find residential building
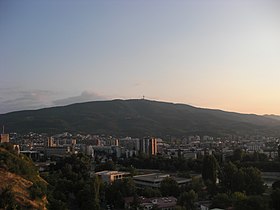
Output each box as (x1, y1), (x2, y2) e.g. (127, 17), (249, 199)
(0, 134), (9, 143)
(95, 170), (130, 183)
(140, 137), (157, 156)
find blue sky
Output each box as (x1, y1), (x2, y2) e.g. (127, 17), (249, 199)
(1, 0), (280, 114)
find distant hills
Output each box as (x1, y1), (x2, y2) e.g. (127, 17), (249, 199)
(264, 114), (280, 122)
(0, 99), (280, 137)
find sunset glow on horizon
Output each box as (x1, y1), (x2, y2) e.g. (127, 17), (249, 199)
(1, 0), (280, 115)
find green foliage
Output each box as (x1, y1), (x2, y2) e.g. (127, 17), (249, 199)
(178, 190), (198, 210)
(219, 162), (265, 195)
(272, 180), (280, 190)
(210, 192), (270, 210)
(240, 167), (265, 195)
(2, 99), (279, 136)
(202, 155), (219, 184)
(0, 144), (39, 180)
(105, 178), (136, 208)
(189, 177), (207, 200)
(231, 191), (247, 203)
(211, 193), (232, 209)
(160, 177), (179, 197)
(177, 171), (191, 178)
(271, 188), (280, 210)
(29, 181), (47, 199)
(45, 154), (100, 210)
(231, 148), (244, 162)
(141, 187), (162, 198)
(234, 195), (269, 210)
(204, 179), (218, 197)
(127, 165), (137, 176)
(0, 144), (47, 209)
(47, 198), (68, 210)
(120, 156), (202, 173)
(77, 177), (101, 210)
(230, 149), (269, 164)
(245, 152), (268, 162)
(219, 161), (238, 192)
(239, 161), (280, 172)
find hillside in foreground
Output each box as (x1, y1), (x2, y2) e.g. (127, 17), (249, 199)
(0, 144), (47, 209)
(0, 99), (280, 136)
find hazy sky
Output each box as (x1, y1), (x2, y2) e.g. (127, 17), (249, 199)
(1, 0), (280, 114)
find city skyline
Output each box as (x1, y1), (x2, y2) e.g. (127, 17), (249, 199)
(1, 0), (280, 115)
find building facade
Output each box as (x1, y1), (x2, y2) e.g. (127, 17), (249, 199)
(140, 137), (157, 156)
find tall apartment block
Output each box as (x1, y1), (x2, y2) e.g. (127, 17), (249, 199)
(140, 137), (157, 156)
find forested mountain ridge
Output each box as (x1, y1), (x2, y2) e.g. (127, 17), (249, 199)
(0, 99), (280, 136)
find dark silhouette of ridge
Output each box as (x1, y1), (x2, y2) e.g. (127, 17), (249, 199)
(0, 99), (280, 136)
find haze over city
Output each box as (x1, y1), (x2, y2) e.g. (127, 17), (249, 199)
(1, 0), (280, 114)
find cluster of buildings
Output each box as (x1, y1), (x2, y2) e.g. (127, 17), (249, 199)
(95, 170), (191, 188)
(164, 135), (280, 161)
(2, 129), (280, 162)
(1, 128), (280, 210)
(96, 170), (189, 210)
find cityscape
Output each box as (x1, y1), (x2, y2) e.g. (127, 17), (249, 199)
(1, 0), (280, 209)
(1, 122), (280, 209)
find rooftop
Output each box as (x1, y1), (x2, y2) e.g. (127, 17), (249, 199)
(95, 170), (130, 176)
(133, 173), (170, 182)
(133, 173), (191, 184)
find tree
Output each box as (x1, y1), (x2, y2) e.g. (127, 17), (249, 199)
(190, 177), (207, 200)
(271, 188), (280, 210)
(205, 179), (218, 197)
(142, 187), (162, 198)
(105, 178), (136, 208)
(160, 177), (179, 197)
(219, 162), (243, 193)
(178, 190), (198, 210)
(231, 148), (244, 162)
(47, 198), (68, 210)
(211, 193), (232, 209)
(29, 182), (47, 199)
(202, 155), (218, 184)
(77, 176), (101, 210)
(231, 191), (247, 205)
(219, 162), (265, 195)
(234, 195), (269, 210)
(240, 167), (265, 195)
(272, 180), (280, 190)
(45, 154), (99, 209)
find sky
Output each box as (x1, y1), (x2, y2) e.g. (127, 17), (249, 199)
(1, 0), (280, 115)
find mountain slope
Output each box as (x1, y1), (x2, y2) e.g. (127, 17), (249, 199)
(0, 99), (280, 136)
(264, 114), (280, 121)
(0, 144), (47, 209)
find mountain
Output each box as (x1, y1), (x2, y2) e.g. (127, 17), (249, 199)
(264, 114), (280, 121)
(0, 99), (280, 136)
